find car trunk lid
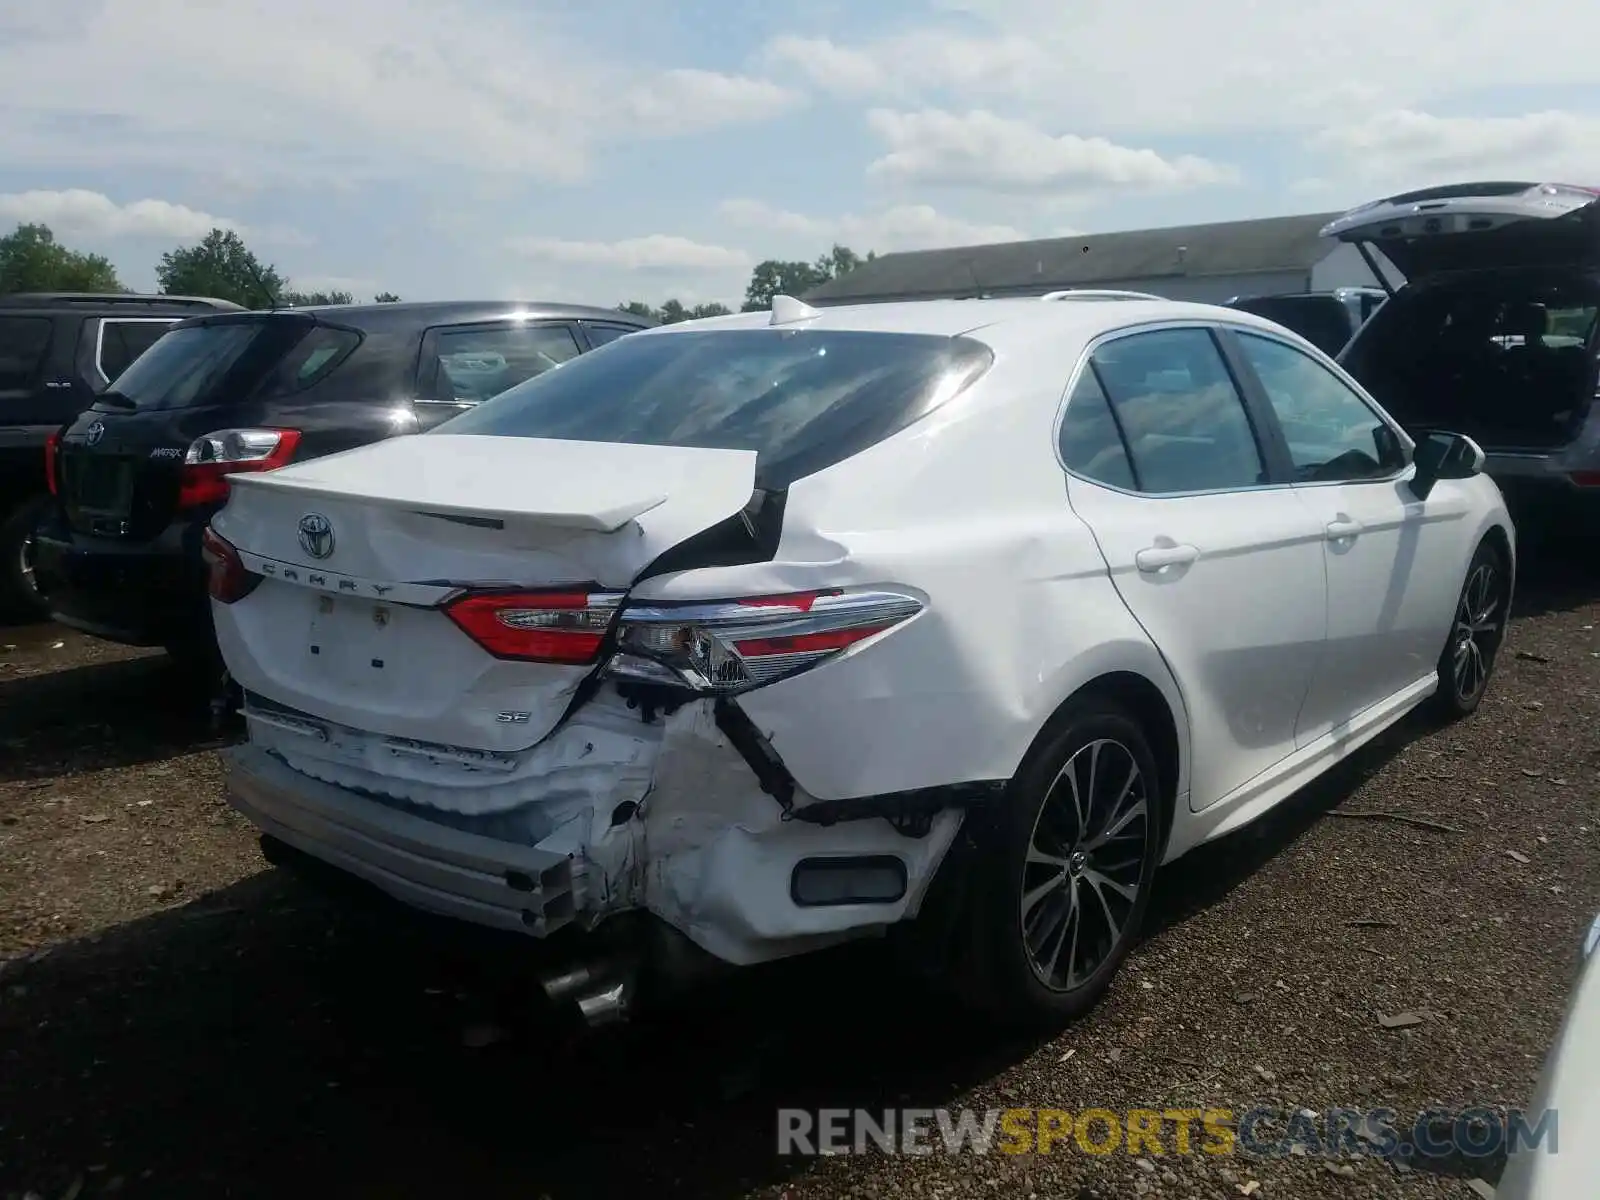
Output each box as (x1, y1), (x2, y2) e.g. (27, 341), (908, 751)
(1321, 182), (1600, 280)
(211, 433), (759, 749)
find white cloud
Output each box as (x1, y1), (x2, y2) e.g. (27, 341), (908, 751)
(718, 198), (1029, 251)
(0, 1), (803, 184)
(0, 189), (243, 240)
(864, 109), (1238, 194)
(623, 70), (805, 134)
(1313, 110), (1600, 185)
(762, 3), (1600, 132)
(508, 234), (751, 272)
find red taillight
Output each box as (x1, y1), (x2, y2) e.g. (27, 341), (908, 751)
(612, 588), (924, 694)
(201, 526), (260, 604)
(1571, 471), (1600, 488)
(731, 624), (900, 657)
(44, 429), (61, 496)
(178, 428), (302, 510)
(443, 589), (624, 664)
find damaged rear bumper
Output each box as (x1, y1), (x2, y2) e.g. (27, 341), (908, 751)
(222, 695), (977, 968)
(225, 743), (579, 936)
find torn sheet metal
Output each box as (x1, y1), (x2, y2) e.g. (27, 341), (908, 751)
(241, 688), (964, 967)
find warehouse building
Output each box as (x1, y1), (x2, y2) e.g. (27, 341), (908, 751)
(801, 210), (1401, 307)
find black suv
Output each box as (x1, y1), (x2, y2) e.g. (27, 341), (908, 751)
(0, 292), (243, 618)
(1223, 287), (1387, 358)
(34, 300), (654, 668)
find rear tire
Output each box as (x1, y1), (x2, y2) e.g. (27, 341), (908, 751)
(961, 700), (1164, 1030)
(0, 494), (53, 623)
(1429, 537), (1508, 720)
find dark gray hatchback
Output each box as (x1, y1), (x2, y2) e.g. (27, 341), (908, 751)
(33, 299), (653, 667)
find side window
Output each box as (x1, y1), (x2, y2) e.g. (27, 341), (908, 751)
(1058, 368), (1135, 489)
(432, 322), (583, 403)
(257, 325), (363, 397)
(1234, 331), (1404, 482)
(583, 323), (638, 348)
(0, 316), (54, 395)
(1091, 328), (1266, 495)
(98, 319), (177, 383)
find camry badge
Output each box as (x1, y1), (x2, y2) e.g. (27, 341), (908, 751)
(297, 513), (335, 560)
(84, 420), (105, 447)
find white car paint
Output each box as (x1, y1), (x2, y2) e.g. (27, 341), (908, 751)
(206, 294), (1515, 1002)
(1497, 913), (1600, 1199)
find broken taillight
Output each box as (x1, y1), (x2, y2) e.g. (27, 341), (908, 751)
(610, 588), (924, 694)
(201, 526), (261, 605)
(443, 589), (626, 665)
(179, 428), (302, 509)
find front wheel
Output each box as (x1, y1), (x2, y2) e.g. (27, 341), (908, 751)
(1430, 537), (1508, 719)
(963, 701), (1164, 1029)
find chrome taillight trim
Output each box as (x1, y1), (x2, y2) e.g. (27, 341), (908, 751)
(608, 588), (924, 695)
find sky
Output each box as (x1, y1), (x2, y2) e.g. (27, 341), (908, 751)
(1, 0), (1597, 310)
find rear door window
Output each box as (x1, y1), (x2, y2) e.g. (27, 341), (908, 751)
(1090, 328), (1267, 494)
(96, 319), (179, 382)
(0, 316), (53, 399)
(254, 325), (362, 396)
(436, 327), (996, 488)
(582, 322), (642, 349)
(424, 322), (583, 403)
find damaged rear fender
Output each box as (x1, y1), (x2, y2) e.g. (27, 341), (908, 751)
(636, 700), (966, 967)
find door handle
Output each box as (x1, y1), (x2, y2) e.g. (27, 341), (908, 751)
(1325, 518), (1363, 541)
(1135, 543), (1199, 572)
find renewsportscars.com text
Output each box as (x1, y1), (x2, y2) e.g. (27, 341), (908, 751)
(777, 1105), (1557, 1159)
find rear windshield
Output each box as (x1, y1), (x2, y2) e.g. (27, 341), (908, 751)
(100, 319), (360, 411)
(434, 328), (996, 487)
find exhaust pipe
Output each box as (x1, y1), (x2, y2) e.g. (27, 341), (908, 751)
(539, 955), (635, 1027)
(575, 979), (631, 1026)
(539, 961), (612, 1005)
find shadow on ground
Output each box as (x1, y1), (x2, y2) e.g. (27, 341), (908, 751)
(0, 714), (1434, 1200)
(0, 867), (1027, 1199)
(0, 651), (229, 783)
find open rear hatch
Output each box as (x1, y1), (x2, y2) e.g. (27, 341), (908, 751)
(212, 433), (760, 748)
(1327, 183), (1600, 453)
(1321, 181), (1600, 281)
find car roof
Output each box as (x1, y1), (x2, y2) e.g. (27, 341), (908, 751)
(245, 299), (658, 332)
(0, 292), (244, 316)
(638, 295), (1299, 349)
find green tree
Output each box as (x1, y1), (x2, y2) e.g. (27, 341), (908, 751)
(740, 243), (874, 312)
(155, 228), (286, 308)
(0, 223), (124, 294)
(281, 288), (354, 306)
(374, 291), (401, 303)
(617, 299), (732, 324)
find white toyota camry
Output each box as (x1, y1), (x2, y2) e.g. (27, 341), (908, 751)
(204, 292), (1515, 1027)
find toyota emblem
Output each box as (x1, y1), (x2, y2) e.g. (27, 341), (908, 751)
(84, 420), (105, 447)
(297, 513), (335, 560)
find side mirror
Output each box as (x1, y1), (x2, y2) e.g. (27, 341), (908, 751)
(1408, 429), (1486, 501)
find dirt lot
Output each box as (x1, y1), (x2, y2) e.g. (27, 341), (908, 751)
(3, 547), (1599, 1200)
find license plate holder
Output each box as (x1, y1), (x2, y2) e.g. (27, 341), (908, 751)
(68, 456), (134, 517)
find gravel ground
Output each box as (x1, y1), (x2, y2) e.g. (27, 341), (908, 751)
(2, 546), (1598, 1200)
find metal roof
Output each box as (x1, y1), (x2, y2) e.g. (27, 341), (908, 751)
(803, 211), (1343, 305)
(183, 299), (658, 332)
